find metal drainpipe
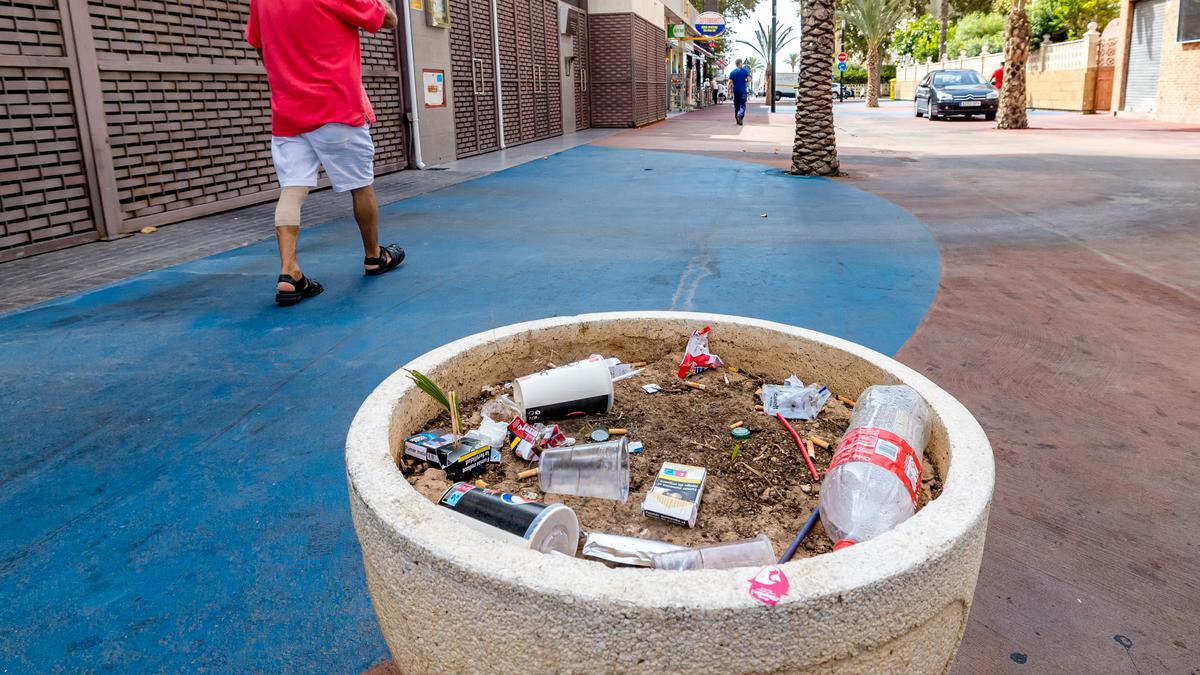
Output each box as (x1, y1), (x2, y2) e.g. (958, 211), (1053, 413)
(400, 3), (427, 168)
(490, 0), (506, 148)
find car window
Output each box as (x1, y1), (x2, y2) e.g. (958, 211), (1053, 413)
(919, 74), (930, 86)
(932, 71), (983, 85)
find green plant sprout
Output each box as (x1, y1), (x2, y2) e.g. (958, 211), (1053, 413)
(405, 369), (462, 445)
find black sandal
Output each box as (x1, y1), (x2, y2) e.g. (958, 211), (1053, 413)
(364, 244), (405, 276)
(275, 274), (323, 306)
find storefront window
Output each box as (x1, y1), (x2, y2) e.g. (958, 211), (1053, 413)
(1181, 0), (1200, 42)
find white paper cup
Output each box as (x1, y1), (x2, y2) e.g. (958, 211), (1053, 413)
(513, 356), (614, 422)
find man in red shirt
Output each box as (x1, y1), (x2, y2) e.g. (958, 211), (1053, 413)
(991, 61), (1005, 90)
(246, 0), (404, 306)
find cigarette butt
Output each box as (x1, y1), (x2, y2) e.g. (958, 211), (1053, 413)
(727, 366), (740, 373)
(474, 479), (489, 488)
(754, 404), (763, 410)
(518, 467), (540, 479)
(728, 420), (745, 430)
(810, 436), (830, 450)
(837, 395), (857, 407)
(547, 362), (558, 369)
(806, 439), (815, 457)
(631, 361), (647, 368)
(608, 428), (628, 435)
(684, 381), (706, 390)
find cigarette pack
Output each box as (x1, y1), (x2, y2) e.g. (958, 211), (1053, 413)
(641, 462), (707, 528)
(404, 430), (455, 464)
(405, 431), (494, 479)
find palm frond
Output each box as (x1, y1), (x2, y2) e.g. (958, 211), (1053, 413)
(406, 369), (462, 440)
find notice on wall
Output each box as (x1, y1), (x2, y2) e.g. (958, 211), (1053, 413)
(409, 0), (423, 10)
(423, 70), (445, 108)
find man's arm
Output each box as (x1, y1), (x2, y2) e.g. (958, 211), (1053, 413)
(380, 0), (398, 30)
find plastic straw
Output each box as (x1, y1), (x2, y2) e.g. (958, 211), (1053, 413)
(776, 412), (820, 481)
(778, 508), (821, 564)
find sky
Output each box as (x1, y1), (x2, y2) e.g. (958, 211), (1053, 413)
(723, 0), (804, 75)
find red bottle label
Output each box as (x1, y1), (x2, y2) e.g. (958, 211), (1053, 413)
(828, 427), (922, 506)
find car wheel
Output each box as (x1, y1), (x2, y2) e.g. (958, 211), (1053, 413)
(915, 99), (923, 117)
(927, 104), (939, 120)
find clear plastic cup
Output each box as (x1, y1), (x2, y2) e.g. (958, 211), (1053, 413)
(538, 438), (630, 502)
(651, 534), (777, 571)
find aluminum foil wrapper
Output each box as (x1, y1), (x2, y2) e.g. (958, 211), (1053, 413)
(582, 532), (687, 567)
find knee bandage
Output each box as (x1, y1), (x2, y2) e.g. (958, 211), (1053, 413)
(274, 187), (310, 228)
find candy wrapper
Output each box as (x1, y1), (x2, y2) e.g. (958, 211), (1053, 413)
(760, 375), (831, 420)
(677, 326), (723, 378)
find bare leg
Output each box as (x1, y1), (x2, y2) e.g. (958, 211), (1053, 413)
(275, 225), (302, 290)
(351, 185), (381, 261)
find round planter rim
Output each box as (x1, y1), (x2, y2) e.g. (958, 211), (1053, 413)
(345, 310), (995, 609)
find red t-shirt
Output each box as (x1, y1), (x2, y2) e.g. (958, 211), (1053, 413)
(245, 0), (386, 137)
(991, 67), (1004, 89)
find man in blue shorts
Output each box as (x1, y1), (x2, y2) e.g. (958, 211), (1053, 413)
(728, 59), (751, 125)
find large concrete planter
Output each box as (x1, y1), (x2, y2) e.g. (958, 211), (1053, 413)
(346, 312), (994, 673)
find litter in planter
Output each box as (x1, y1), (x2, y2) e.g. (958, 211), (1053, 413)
(627, 441), (645, 455)
(514, 355), (614, 422)
(641, 462), (707, 527)
(731, 426), (751, 440)
(819, 385), (930, 550)
(760, 375), (830, 420)
(642, 383), (662, 394)
(582, 532), (685, 567)
(439, 481), (580, 556)
(589, 428), (611, 442)
(677, 326), (723, 378)
(538, 438), (631, 502)
(651, 534), (776, 570)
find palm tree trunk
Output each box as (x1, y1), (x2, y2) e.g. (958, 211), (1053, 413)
(791, 0), (839, 175)
(997, 0), (1030, 129)
(866, 43), (881, 108)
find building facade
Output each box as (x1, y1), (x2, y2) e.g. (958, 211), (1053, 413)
(1110, 0), (1200, 122)
(0, 0), (701, 262)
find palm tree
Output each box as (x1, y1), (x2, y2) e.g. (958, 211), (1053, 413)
(743, 56), (763, 92)
(786, 52), (800, 72)
(738, 21), (796, 99)
(792, 0), (839, 175)
(840, 0), (909, 107)
(997, 0), (1030, 128)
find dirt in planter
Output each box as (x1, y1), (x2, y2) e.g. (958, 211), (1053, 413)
(401, 352), (943, 562)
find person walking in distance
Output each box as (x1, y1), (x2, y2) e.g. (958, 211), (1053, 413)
(246, 0), (406, 306)
(990, 60), (1005, 90)
(728, 59), (751, 125)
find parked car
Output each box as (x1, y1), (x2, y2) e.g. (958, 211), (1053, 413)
(775, 88), (796, 101)
(914, 69), (998, 120)
(832, 83), (854, 99)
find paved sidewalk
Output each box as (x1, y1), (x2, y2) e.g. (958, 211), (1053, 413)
(602, 101), (1200, 673)
(0, 124), (935, 671)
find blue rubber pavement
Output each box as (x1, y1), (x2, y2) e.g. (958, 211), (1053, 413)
(0, 145), (939, 671)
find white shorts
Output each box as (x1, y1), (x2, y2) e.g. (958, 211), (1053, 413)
(271, 122), (375, 193)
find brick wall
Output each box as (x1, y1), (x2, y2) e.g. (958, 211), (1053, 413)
(0, 0), (408, 260)
(89, 0), (407, 229)
(0, 0), (101, 261)
(588, 14), (633, 127)
(587, 13), (665, 128)
(1154, 0), (1200, 123)
(632, 14), (666, 126)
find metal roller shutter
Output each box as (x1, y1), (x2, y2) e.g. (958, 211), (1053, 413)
(1124, 0), (1167, 113)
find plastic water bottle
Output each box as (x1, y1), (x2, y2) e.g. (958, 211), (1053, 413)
(818, 385), (932, 550)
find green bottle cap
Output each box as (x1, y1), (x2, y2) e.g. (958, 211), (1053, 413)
(731, 427), (751, 440)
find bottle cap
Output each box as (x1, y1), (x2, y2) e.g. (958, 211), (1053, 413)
(590, 429), (611, 442)
(731, 427), (751, 440)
